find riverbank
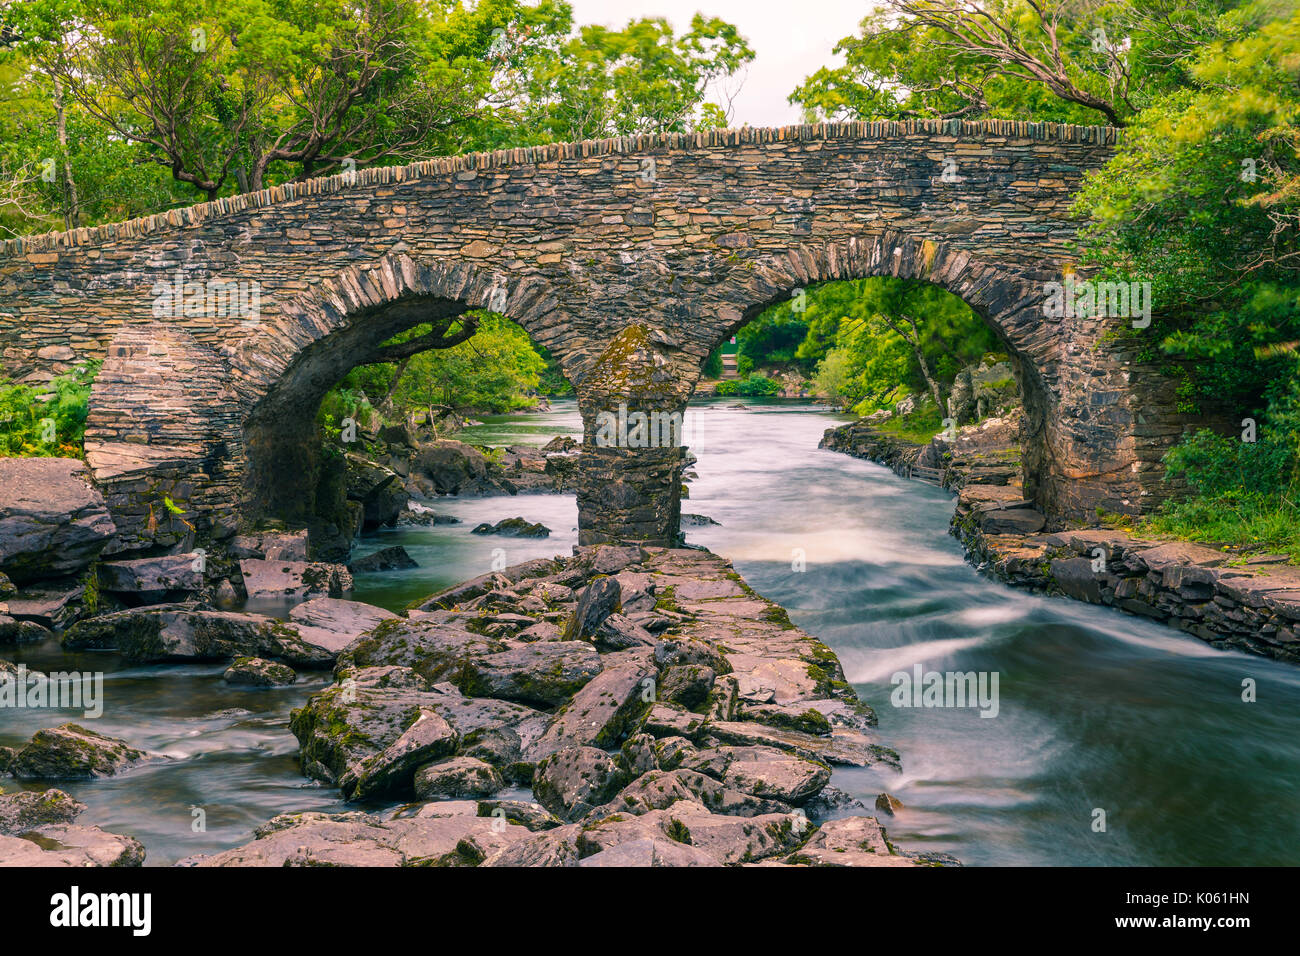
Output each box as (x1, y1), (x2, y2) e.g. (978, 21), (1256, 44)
(820, 417), (1300, 663)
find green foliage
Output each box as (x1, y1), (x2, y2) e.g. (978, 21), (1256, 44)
(715, 373), (782, 397)
(338, 313), (548, 416)
(1163, 429), (1296, 498)
(0, 361), (100, 457)
(878, 400), (945, 445)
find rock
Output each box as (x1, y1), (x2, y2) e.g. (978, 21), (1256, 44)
(681, 514), (720, 526)
(471, 517), (550, 538)
(224, 656), (297, 686)
(531, 746), (622, 821)
(564, 576), (621, 640)
(659, 664), (716, 709)
(804, 785), (869, 819)
(0, 458), (116, 585)
(458, 641), (603, 707)
(399, 508), (461, 526)
(575, 800), (807, 865)
(977, 507), (1046, 535)
(350, 545), (418, 573)
(617, 733), (660, 777)
(0, 614), (52, 645)
(337, 619), (504, 684)
(705, 721), (900, 769)
(239, 558), (353, 599)
(682, 745), (831, 805)
(229, 530), (308, 561)
(542, 436), (578, 452)
(63, 605), (333, 666)
(10, 723), (149, 780)
(643, 703), (708, 742)
(412, 440), (513, 496)
(578, 836), (720, 867)
(533, 658), (656, 755)
(599, 768), (787, 819)
(98, 552), (204, 597)
(1051, 557), (1103, 604)
(596, 612), (655, 650)
(575, 544), (648, 575)
(287, 597), (398, 655)
(414, 757), (505, 800)
(476, 800), (562, 832)
(190, 809), (530, 867)
(338, 708), (461, 801)
(4, 582), (85, 630)
(788, 816), (920, 867)
(0, 825), (145, 867)
(345, 453), (408, 529)
(875, 792), (905, 815)
(0, 788), (86, 834)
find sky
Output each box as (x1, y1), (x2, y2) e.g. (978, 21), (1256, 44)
(564, 0), (874, 127)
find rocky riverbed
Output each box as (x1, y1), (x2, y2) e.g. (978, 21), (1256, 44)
(2, 540), (944, 867)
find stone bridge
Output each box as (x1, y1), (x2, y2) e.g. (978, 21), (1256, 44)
(0, 120), (1192, 555)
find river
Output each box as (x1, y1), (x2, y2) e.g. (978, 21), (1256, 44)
(5, 398), (1298, 865)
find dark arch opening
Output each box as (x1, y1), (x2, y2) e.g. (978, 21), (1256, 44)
(241, 296), (571, 556)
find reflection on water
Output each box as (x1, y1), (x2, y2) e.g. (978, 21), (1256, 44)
(4, 397), (1297, 865)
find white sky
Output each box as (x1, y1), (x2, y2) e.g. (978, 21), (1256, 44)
(564, 0), (875, 127)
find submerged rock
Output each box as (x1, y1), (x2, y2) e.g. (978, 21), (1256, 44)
(223, 656), (297, 686)
(0, 788), (86, 834)
(10, 723), (149, 780)
(350, 545), (419, 573)
(471, 518), (551, 538)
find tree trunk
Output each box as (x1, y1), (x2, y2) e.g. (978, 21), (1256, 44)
(51, 78), (79, 229)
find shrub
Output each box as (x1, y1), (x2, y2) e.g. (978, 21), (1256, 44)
(0, 361), (100, 457)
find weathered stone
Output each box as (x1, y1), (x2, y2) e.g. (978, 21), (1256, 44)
(239, 558), (353, 599)
(223, 656), (297, 686)
(413, 757), (505, 800)
(97, 553), (202, 599)
(531, 746), (621, 821)
(0, 788), (86, 835)
(659, 664), (716, 709)
(0, 458), (116, 584)
(11, 723), (149, 780)
(788, 816), (921, 867)
(476, 799), (562, 832)
(338, 708), (460, 801)
(471, 517), (550, 538)
(287, 596), (398, 655)
(458, 641), (603, 707)
(533, 658), (655, 754)
(0, 825), (145, 867)
(63, 605), (333, 666)
(350, 545), (418, 573)
(563, 576), (621, 640)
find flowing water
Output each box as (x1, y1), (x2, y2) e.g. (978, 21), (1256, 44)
(4, 398), (1298, 865)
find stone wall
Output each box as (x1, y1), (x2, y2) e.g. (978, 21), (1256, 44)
(0, 120), (1193, 547)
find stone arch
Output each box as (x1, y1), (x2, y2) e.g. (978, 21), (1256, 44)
(684, 233), (1063, 508)
(85, 253), (569, 553)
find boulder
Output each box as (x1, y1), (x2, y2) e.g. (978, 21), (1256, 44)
(533, 659), (656, 755)
(0, 825), (145, 867)
(229, 530), (308, 561)
(564, 576), (621, 640)
(188, 808), (530, 867)
(10, 723), (149, 780)
(531, 746), (622, 821)
(97, 553), (203, 601)
(0, 458), (116, 585)
(470, 518), (550, 538)
(239, 558), (353, 599)
(63, 606), (333, 666)
(578, 836), (720, 867)
(413, 757), (505, 800)
(287, 597), (399, 655)
(412, 440), (512, 496)
(350, 546), (418, 573)
(345, 453), (408, 529)
(0, 614), (52, 645)
(682, 745), (831, 804)
(4, 582), (85, 630)
(476, 799), (562, 832)
(788, 816), (920, 867)
(977, 507), (1046, 535)
(457, 641), (603, 707)
(223, 656), (297, 686)
(0, 788), (86, 834)
(338, 708), (461, 801)
(659, 664), (716, 709)
(337, 619), (505, 684)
